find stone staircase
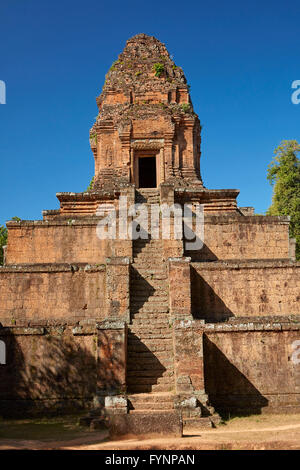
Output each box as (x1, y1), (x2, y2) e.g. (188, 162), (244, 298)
(125, 189), (218, 429)
(127, 189), (174, 397)
(81, 188), (218, 431)
(128, 392), (175, 413)
(135, 188), (160, 204)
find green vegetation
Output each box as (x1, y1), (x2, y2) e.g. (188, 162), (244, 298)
(87, 176), (94, 191)
(266, 140), (300, 259)
(90, 133), (97, 144)
(0, 415), (91, 441)
(153, 63), (164, 77)
(0, 225), (7, 265)
(0, 216), (20, 265)
(109, 60), (119, 72)
(181, 103), (191, 113)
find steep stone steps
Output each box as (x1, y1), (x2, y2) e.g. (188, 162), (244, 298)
(130, 319), (169, 327)
(133, 243), (164, 250)
(128, 383), (174, 393)
(128, 330), (172, 339)
(132, 240), (164, 248)
(127, 375), (174, 386)
(130, 300), (168, 309)
(127, 341), (171, 352)
(127, 342), (173, 353)
(127, 367), (173, 376)
(135, 189), (160, 205)
(133, 251), (165, 258)
(130, 320), (169, 326)
(130, 287), (168, 296)
(133, 239), (164, 246)
(130, 309), (170, 318)
(131, 296), (169, 304)
(127, 350), (173, 360)
(131, 307), (169, 315)
(131, 272), (168, 280)
(131, 262), (166, 269)
(129, 325), (172, 334)
(127, 362), (173, 372)
(131, 311), (168, 318)
(128, 393), (174, 411)
(131, 273), (167, 280)
(128, 214), (174, 394)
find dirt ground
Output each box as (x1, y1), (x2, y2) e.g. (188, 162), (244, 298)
(1, 413), (300, 450)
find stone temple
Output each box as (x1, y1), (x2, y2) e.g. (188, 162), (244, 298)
(0, 34), (299, 432)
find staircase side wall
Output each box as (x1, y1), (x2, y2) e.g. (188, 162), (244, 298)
(173, 319), (205, 397)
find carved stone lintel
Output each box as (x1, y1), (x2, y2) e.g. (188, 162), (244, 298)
(131, 139), (164, 150)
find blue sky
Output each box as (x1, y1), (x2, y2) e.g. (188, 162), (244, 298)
(0, 0), (299, 224)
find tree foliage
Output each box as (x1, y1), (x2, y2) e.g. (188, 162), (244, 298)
(87, 176), (94, 191)
(266, 140), (300, 260)
(0, 225), (7, 265)
(0, 217), (21, 265)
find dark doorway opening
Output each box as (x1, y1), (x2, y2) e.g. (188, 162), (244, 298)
(138, 157), (157, 188)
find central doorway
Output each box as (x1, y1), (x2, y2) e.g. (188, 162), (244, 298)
(138, 156), (157, 188)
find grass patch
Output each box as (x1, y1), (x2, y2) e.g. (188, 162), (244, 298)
(0, 415), (90, 441)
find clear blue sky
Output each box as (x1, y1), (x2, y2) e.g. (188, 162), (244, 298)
(0, 0), (299, 224)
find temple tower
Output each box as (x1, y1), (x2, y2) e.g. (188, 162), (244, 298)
(90, 33), (203, 190)
(1, 34), (298, 431)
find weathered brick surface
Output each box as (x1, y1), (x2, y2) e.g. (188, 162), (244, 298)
(97, 320), (127, 395)
(173, 319), (204, 395)
(0, 321), (128, 417)
(0, 264), (106, 323)
(0, 326), (97, 416)
(191, 261), (300, 321)
(187, 216), (290, 261)
(106, 257), (130, 320)
(204, 329), (300, 414)
(6, 221), (111, 265)
(169, 258), (191, 316)
(108, 411), (183, 438)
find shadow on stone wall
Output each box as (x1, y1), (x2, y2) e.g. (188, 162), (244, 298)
(97, 328), (126, 396)
(130, 266), (155, 315)
(0, 331), (97, 418)
(185, 243), (218, 262)
(127, 332), (167, 394)
(203, 335), (268, 417)
(191, 266), (234, 322)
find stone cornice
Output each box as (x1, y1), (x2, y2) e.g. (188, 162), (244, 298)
(0, 263), (106, 273)
(191, 260), (300, 270)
